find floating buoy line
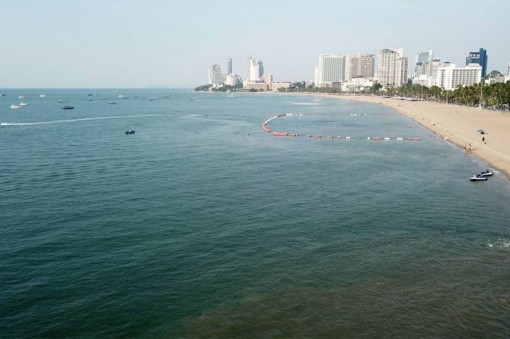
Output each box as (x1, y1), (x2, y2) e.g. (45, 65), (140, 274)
(262, 113), (422, 141)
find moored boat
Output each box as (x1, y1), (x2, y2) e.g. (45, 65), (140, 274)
(10, 104), (20, 109)
(125, 130), (135, 135)
(480, 170), (493, 177)
(470, 176), (487, 181)
(62, 105), (74, 110)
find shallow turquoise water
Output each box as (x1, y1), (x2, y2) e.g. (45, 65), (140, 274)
(1, 90), (510, 337)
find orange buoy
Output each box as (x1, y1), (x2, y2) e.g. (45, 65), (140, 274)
(273, 132), (288, 137)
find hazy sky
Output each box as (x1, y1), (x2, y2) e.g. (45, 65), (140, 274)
(1, 0), (509, 88)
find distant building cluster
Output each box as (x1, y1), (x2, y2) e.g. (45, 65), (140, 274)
(207, 55), (292, 92)
(314, 53), (376, 90)
(207, 59), (242, 88)
(206, 46), (508, 93)
(311, 47), (505, 92)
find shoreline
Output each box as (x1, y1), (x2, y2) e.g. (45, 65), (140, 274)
(343, 94), (510, 180)
(299, 93), (510, 180)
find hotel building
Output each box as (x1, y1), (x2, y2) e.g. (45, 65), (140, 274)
(345, 54), (375, 81)
(247, 55), (264, 81)
(466, 48), (488, 78)
(316, 54), (345, 87)
(435, 63), (482, 90)
(377, 48), (408, 87)
(208, 64), (225, 87)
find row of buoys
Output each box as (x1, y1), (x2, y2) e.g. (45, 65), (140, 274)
(262, 114), (422, 141)
(262, 114), (300, 137)
(301, 135), (421, 141)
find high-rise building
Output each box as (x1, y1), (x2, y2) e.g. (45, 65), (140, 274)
(377, 49), (408, 87)
(428, 58), (441, 78)
(208, 64), (225, 86)
(345, 55), (359, 81)
(225, 73), (242, 86)
(247, 55), (264, 81)
(416, 50), (434, 64)
(345, 54), (375, 81)
(466, 48), (488, 78)
(227, 58), (232, 74)
(358, 54), (375, 78)
(317, 54), (345, 86)
(436, 63), (482, 90)
(258, 61), (264, 78)
(415, 50), (434, 76)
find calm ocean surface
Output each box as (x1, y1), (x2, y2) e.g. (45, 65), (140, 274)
(1, 89), (510, 337)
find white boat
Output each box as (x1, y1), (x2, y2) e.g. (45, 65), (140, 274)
(470, 174), (488, 181)
(18, 95), (24, 99)
(10, 104), (20, 109)
(19, 102), (28, 106)
(480, 170), (493, 177)
(40, 94), (46, 97)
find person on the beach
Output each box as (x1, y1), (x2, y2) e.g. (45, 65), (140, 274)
(482, 136), (485, 143)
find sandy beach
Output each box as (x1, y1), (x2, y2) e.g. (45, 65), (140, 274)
(311, 94), (510, 180)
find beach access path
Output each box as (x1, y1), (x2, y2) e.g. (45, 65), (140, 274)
(314, 94), (510, 180)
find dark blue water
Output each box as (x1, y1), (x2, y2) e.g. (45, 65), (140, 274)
(1, 90), (510, 337)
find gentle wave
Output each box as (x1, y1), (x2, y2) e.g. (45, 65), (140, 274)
(291, 101), (319, 105)
(0, 114), (169, 126)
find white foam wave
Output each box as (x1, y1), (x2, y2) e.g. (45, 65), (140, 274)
(0, 114), (168, 126)
(488, 238), (510, 249)
(291, 102), (319, 105)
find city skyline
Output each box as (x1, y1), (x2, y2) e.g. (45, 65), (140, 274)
(1, 0), (509, 88)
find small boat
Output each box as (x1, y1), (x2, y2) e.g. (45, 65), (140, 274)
(10, 104), (20, 109)
(125, 130), (135, 135)
(1, 93), (6, 96)
(19, 102), (28, 106)
(18, 95), (24, 99)
(109, 101), (118, 105)
(480, 170), (493, 177)
(40, 94), (46, 98)
(470, 174), (488, 181)
(62, 105), (74, 110)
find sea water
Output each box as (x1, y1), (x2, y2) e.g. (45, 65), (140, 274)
(1, 89), (510, 337)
